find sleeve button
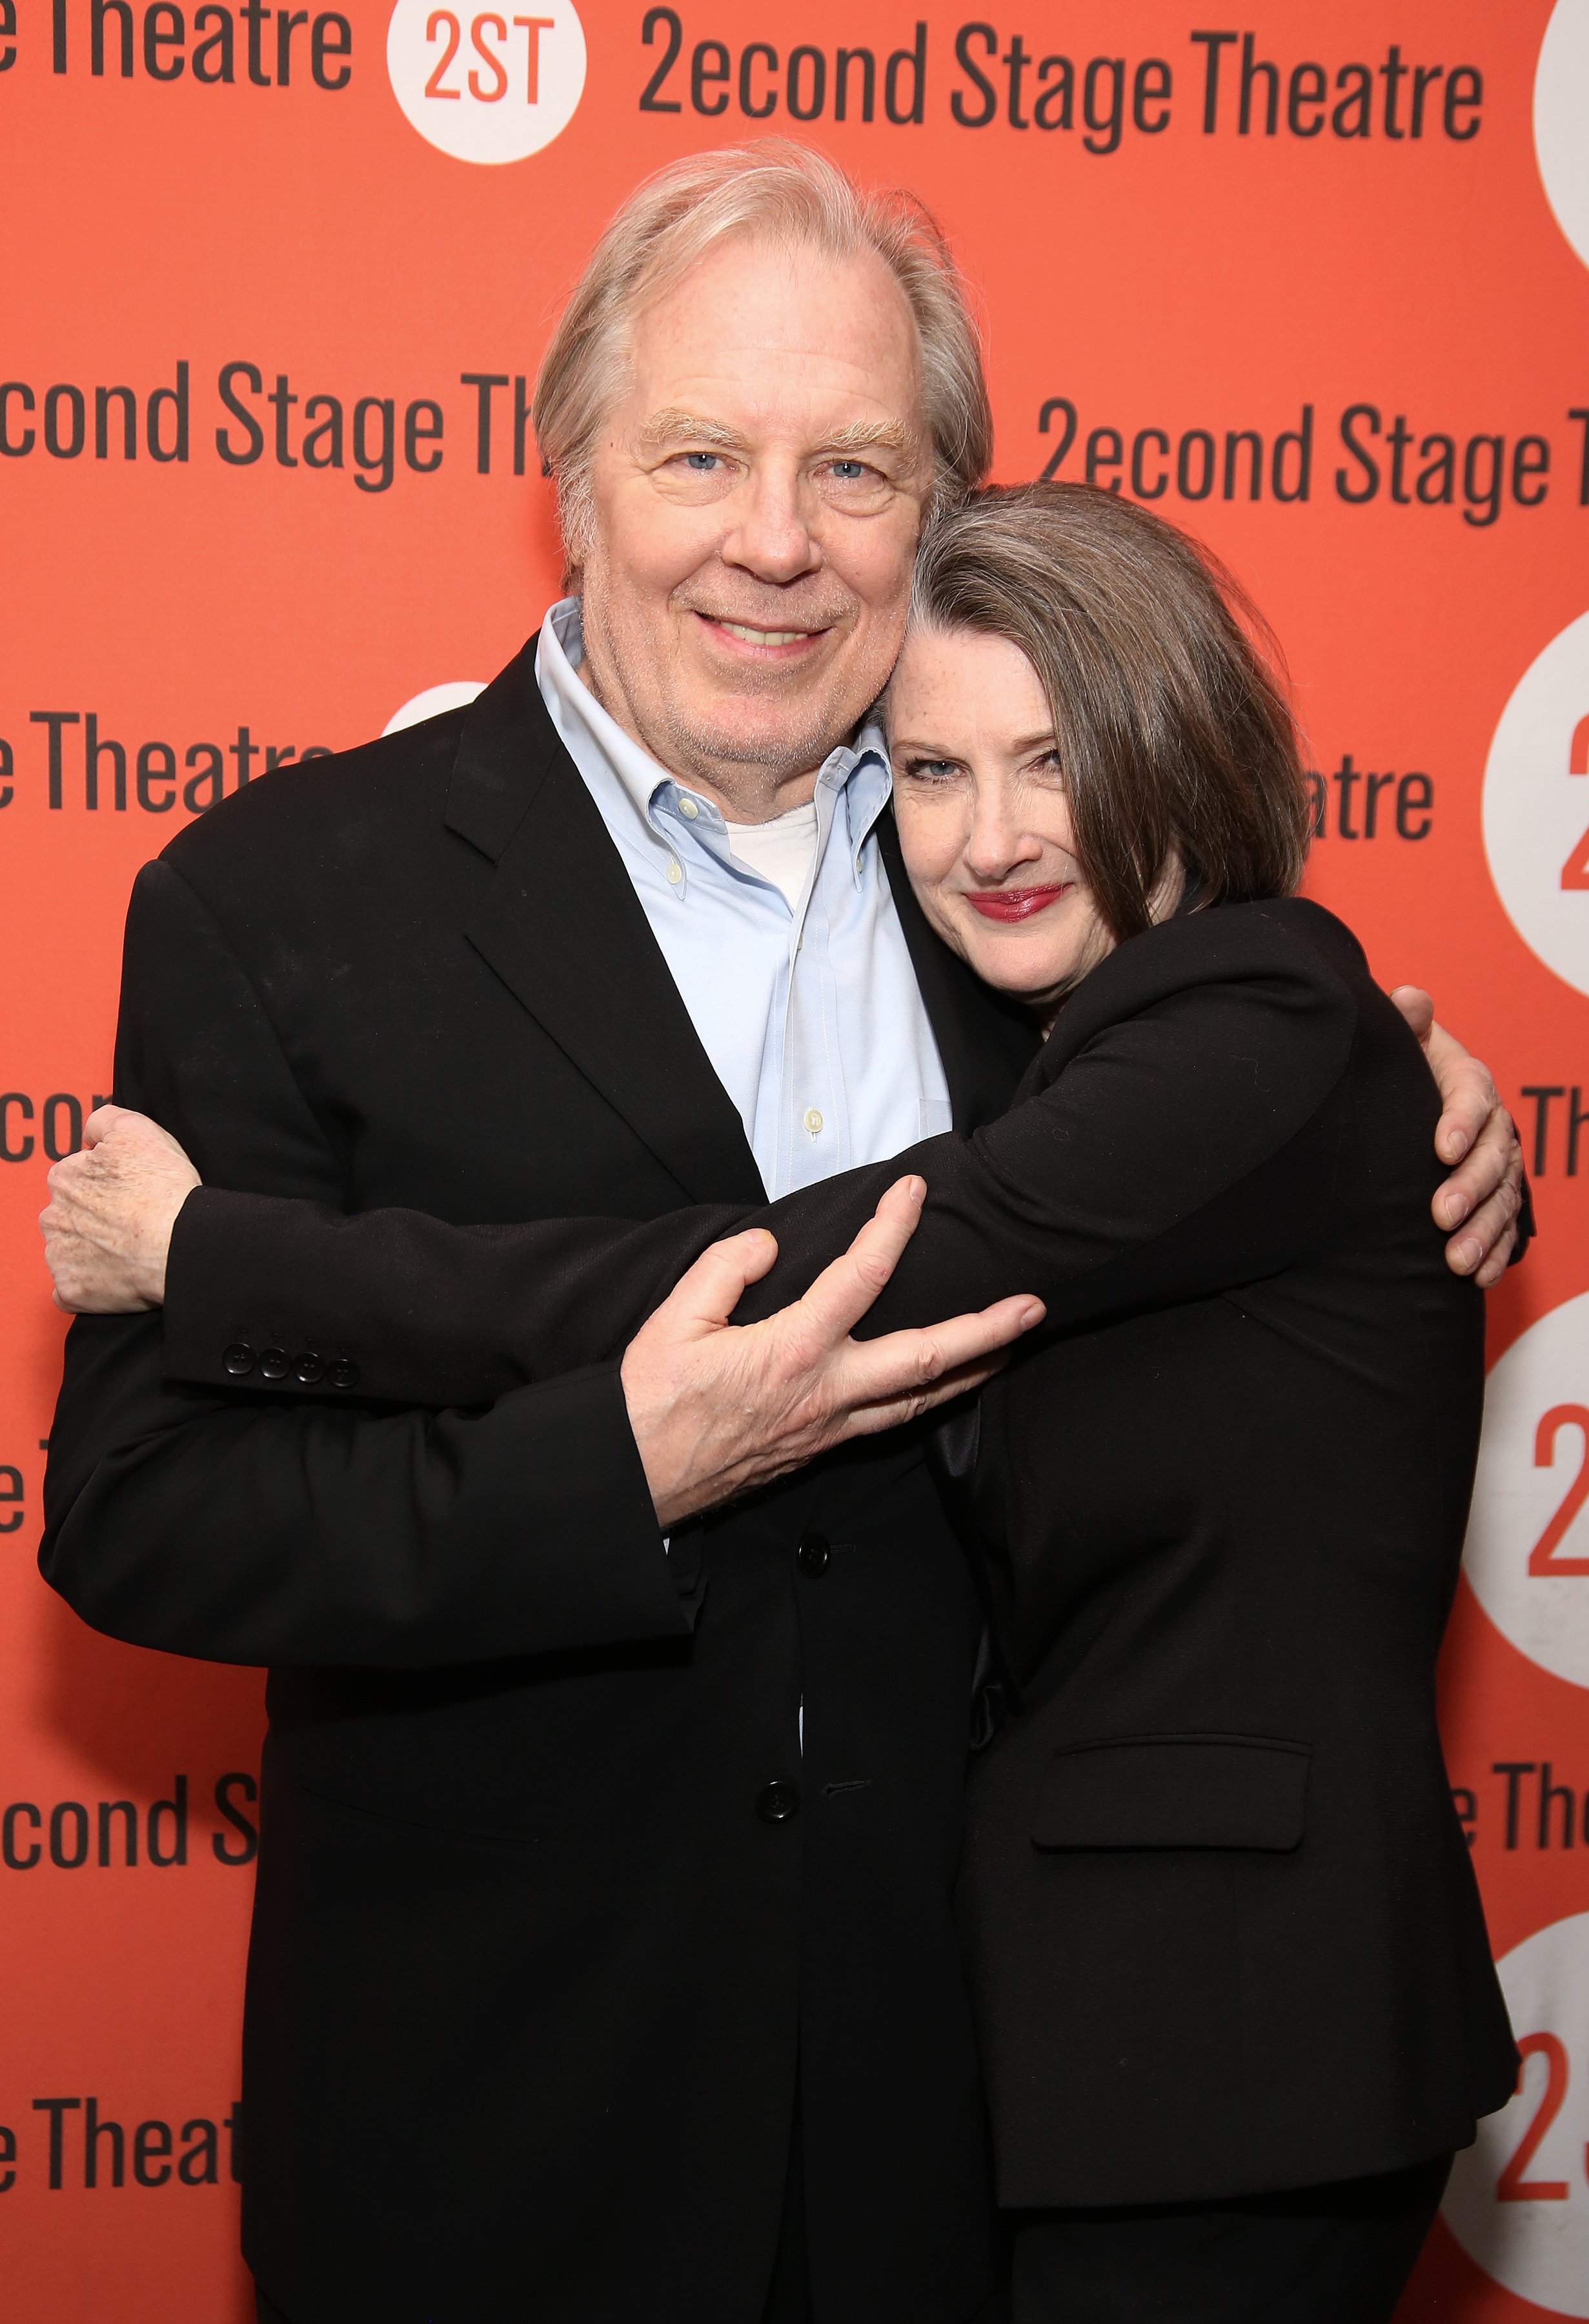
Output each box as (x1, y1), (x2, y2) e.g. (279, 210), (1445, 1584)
(222, 1343), (256, 1378)
(258, 1347), (291, 1382)
(294, 1351), (325, 1385)
(325, 1356), (361, 1391)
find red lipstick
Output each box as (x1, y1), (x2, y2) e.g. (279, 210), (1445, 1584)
(964, 884), (1069, 922)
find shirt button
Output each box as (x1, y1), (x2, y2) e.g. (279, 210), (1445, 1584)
(678, 797), (700, 820)
(756, 1780), (800, 1825)
(666, 860), (683, 885)
(222, 1342), (256, 1379)
(802, 1107), (824, 1136)
(797, 1531), (831, 1578)
(258, 1347), (290, 1382)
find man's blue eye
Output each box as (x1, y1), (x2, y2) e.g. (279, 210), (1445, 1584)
(831, 460), (867, 481)
(684, 452), (720, 471)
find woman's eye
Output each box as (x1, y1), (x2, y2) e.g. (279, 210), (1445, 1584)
(902, 758), (960, 784)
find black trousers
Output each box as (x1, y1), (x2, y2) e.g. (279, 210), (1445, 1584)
(1000, 2154), (1452, 2324)
(254, 2084), (812, 2324)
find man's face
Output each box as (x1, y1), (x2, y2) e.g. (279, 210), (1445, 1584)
(576, 234), (933, 819)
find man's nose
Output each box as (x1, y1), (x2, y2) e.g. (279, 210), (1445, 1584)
(720, 462), (822, 585)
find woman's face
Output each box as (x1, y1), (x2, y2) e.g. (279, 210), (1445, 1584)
(888, 624), (1117, 1013)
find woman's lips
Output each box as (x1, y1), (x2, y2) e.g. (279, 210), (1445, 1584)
(964, 884), (1071, 922)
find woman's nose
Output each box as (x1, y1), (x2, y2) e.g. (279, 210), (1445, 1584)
(963, 791), (1042, 881)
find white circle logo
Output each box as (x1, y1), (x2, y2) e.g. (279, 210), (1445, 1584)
(1482, 608), (1589, 1000)
(1537, 2), (1589, 270)
(1443, 1912), (1589, 2316)
(387, 0), (585, 164)
(384, 681), (486, 735)
(1463, 1290), (1589, 1691)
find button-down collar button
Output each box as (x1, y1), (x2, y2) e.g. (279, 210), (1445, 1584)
(294, 1351), (325, 1386)
(756, 1780), (800, 1824)
(678, 796), (700, 819)
(258, 1347), (290, 1382)
(802, 1107), (824, 1136)
(325, 1356), (361, 1391)
(797, 1531), (831, 1578)
(222, 1342), (256, 1379)
(666, 860), (683, 885)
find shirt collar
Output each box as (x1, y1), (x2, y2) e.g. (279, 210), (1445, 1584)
(536, 597), (892, 853)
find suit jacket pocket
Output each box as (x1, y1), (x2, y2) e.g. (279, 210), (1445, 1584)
(1031, 1733), (1311, 1851)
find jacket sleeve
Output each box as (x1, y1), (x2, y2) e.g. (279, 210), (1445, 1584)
(40, 859), (696, 1670)
(159, 916), (1359, 1407)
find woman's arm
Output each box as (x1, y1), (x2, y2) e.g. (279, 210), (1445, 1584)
(103, 908), (1357, 1407)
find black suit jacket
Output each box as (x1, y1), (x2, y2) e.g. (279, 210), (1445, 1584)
(39, 637), (1038, 2323)
(152, 895), (1519, 2209)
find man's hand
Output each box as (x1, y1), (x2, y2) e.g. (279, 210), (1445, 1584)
(1389, 988), (1525, 1288)
(41, 1105), (200, 1312)
(620, 1176), (1044, 1529)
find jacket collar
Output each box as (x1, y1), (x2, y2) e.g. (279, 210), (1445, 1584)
(443, 635), (1037, 1195)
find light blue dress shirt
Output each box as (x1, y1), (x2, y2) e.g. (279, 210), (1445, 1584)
(536, 600), (951, 1199)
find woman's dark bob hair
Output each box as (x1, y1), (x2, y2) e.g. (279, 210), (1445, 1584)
(905, 482), (1311, 941)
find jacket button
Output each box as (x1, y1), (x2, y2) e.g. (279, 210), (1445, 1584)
(222, 1342), (256, 1378)
(756, 1781), (800, 1824)
(325, 1356), (361, 1391)
(796, 1531), (831, 1577)
(258, 1347), (290, 1382)
(294, 1351), (325, 1386)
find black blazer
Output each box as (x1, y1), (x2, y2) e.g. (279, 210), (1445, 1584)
(40, 638), (1039, 2324)
(153, 892), (1519, 2209)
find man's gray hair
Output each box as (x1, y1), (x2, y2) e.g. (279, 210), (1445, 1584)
(532, 139), (992, 562)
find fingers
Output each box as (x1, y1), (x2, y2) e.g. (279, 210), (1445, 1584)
(1388, 986), (1434, 1046)
(1421, 1019), (1497, 1166)
(794, 1178), (926, 1343)
(830, 1294), (1044, 1414)
(1446, 1169), (1524, 1282)
(79, 1103), (129, 1151)
(653, 1228), (779, 1332)
(1434, 1103), (1517, 1231)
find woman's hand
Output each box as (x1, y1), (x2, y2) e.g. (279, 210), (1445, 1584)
(41, 1105), (200, 1312)
(620, 1175), (1045, 1529)
(1389, 988), (1526, 1288)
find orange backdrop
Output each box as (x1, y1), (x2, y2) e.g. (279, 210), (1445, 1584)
(5, 3), (1589, 2316)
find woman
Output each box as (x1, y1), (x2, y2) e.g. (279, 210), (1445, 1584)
(54, 485), (1517, 2318)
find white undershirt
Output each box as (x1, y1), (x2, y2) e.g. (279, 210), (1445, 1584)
(722, 800), (821, 910)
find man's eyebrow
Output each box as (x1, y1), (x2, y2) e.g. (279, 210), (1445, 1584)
(822, 419), (920, 460)
(634, 411), (922, 461)
(636, 409), (750, 453)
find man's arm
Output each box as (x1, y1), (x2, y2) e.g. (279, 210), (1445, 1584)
(42, 861), (1031, 1665)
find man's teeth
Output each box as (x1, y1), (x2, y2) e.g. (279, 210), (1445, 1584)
(718, 621), (811, 646)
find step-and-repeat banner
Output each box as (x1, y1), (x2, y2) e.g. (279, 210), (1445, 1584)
(4, 2), (1589, 2315)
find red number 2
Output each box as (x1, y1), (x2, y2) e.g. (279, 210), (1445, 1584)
(1496, 2033), (1570, 2201)
(424, 10), (461, 96)
(1530, 1405), (1589, 1576)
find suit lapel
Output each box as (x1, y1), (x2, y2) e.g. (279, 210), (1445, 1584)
(876, 806), (1040, 1130)
(445, 637), (765, 1205)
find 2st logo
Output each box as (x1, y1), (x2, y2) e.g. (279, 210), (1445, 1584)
(1444, 1913), (1589, 2318)
(1464, 1292), (1589, 1689)
(1483, 609), (1589, 1001)
(387, 0), (585, 161)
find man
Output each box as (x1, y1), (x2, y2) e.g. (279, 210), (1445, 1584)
(39, 144), (1523, 2324)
